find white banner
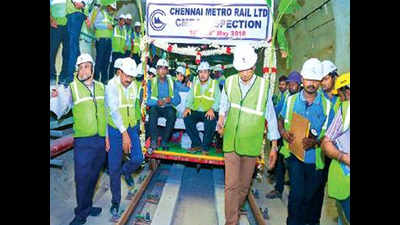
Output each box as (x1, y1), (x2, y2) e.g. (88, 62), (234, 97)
(146, 0), (271, 45)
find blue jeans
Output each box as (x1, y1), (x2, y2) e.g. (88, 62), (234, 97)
(66, 12), (85, 84)
(50, 25), (68, 82)
(285, 155), (324, 225)
(73, 135), (106, 220)
(94, 38), (112, 84)
(183, 110), (217, 151)
(108, 125), (143, 205)
(337, 197), (350, 224)
(109, 52), (125, 79)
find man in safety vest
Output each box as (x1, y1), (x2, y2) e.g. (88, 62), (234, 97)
(311, 59), (342, 225)
(124, 14), (134, 58)
(266, 71), (302, 200)
(217, 44), (280, 225)
(89, 1), (116, 84)
(183, 61), (221, 155)
(175, 66), (190, 92)
(321, 72), (350, 225)
(131, 22), (142, 64)
(65, 0), (93, 84)
(51, 53), (107, 225)
(105, 57), (144, 218)
(278, 58), (335, 225)
(274, 75), (289, 115)
(146, 59), (181, 152)
(50, 0), (69, 85)
(212, 64), (226, 91)
(109, 14), (128, 79)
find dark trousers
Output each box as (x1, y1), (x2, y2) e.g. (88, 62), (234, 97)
(108, 125), (143, 205)
(307, 157), (331, 224)
(148, 106), (176, 145)
(66, 12), (85, 84)
(215, 132), (223, 150)
(274, 152), (286, 193)
(285, 155), (324, 225)
(50, 24), (68, 82)
(94, 38), (112, 84)
(183, 110), (217, 151)
(73, 135), (106, 220)
(109, 52), (125, 79)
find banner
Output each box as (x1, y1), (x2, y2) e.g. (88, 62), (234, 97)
(146, 0), (271, 45)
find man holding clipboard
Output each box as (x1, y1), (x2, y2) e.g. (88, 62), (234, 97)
(321, 72), (350, 225)
(278, 58), (334, 225)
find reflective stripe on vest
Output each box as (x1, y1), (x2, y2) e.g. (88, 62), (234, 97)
(194, 78), (216, 101)
(72, 80), (105, 105)
(226, 75), (266, 117)
(342, 102), (350, 132)
(151, 76), (174, 100)
(113, 26), (127, 40)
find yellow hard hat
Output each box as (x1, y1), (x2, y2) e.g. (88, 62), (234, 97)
(334, 72), (350, 90)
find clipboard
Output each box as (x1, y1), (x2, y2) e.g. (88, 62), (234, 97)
(288, 112), (310, 162)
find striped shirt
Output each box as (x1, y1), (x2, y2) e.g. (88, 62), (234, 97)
(325, 106), (344, 142)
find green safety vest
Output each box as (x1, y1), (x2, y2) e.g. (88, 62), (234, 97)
(192, 77), (217, 112)
(50, 0), (67, 26)
(107, 81), (140, 129)
(273, 90), (288, 106)
(223, 74), (270, 157)
(70, 76), (106, 137)
(112, 25), (127, 53)
(94, 8), (114, 39)
(279, 91), (331, 170)
(66, 0), (90, 17)
(328, 101), (350, 200)
(133, 32), (141, 55)
(150, 76), (174, 101)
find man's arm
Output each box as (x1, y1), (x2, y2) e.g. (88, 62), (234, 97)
(184, 84), (194, 109)
(211, 84), (221, 112)
(321, 136), (350, 166)
(105, 84), (126, 133)
(171, 82), (181, 106)
(265, 94), (280, 141)
(146, 81), (158, 107)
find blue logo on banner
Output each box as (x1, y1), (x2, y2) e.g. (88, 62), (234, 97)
(150, 9), (166, 31)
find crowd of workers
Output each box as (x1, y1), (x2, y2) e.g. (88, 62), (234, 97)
(50, 1), (350, 225)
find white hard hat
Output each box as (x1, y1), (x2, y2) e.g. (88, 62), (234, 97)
(134, 22), (141, 27)
(114, 58), (124, 69)
(125, 14), (132, 20)
(76, 53), (94, 70)
(233, 43), (257, 71)
(120, 58), (138, 77)
(176, 66), (186, 75)
(321, 60), (337, 77)
(136, 63), (149, 76)
(301, 58), (323, 81)
(118, 14), (126, 19)
(213, 64), (223, 72)
(197, 61), (210, 71)
(156, 58), (169, 68)
(149, 67), (157, 75)
(109, 2), (117, 9)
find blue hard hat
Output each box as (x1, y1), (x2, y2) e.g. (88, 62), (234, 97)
(287, 71), (302, 84)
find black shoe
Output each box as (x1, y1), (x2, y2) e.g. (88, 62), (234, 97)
(124, 174), (135, 187)
(110, 203), (119, 217)
(69, 216), (87, 225)
(89, 207), (102, 217)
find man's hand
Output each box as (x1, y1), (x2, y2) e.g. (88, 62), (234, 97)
(157, 99), (165, 107)
(164, 97), (171, 104)
(85, 18), (91, 27)
(186, 81), (192, 88)
(183, 108), (191, 118)
(50, 17), (58, 28)
(105, 136), (110, 152)
(205, 109), (215, 120)
(51, 89), (59, 98)
(122, 131), (132, 154)
(268, 149), (278, 170)
(282, 130), (294, 144)
(123, 46), (128, 51)
(217, 116), (224, 136)
(302, 137), (318, 150)
(342, 154), (350, 166)
(107, 24), (113, 30)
